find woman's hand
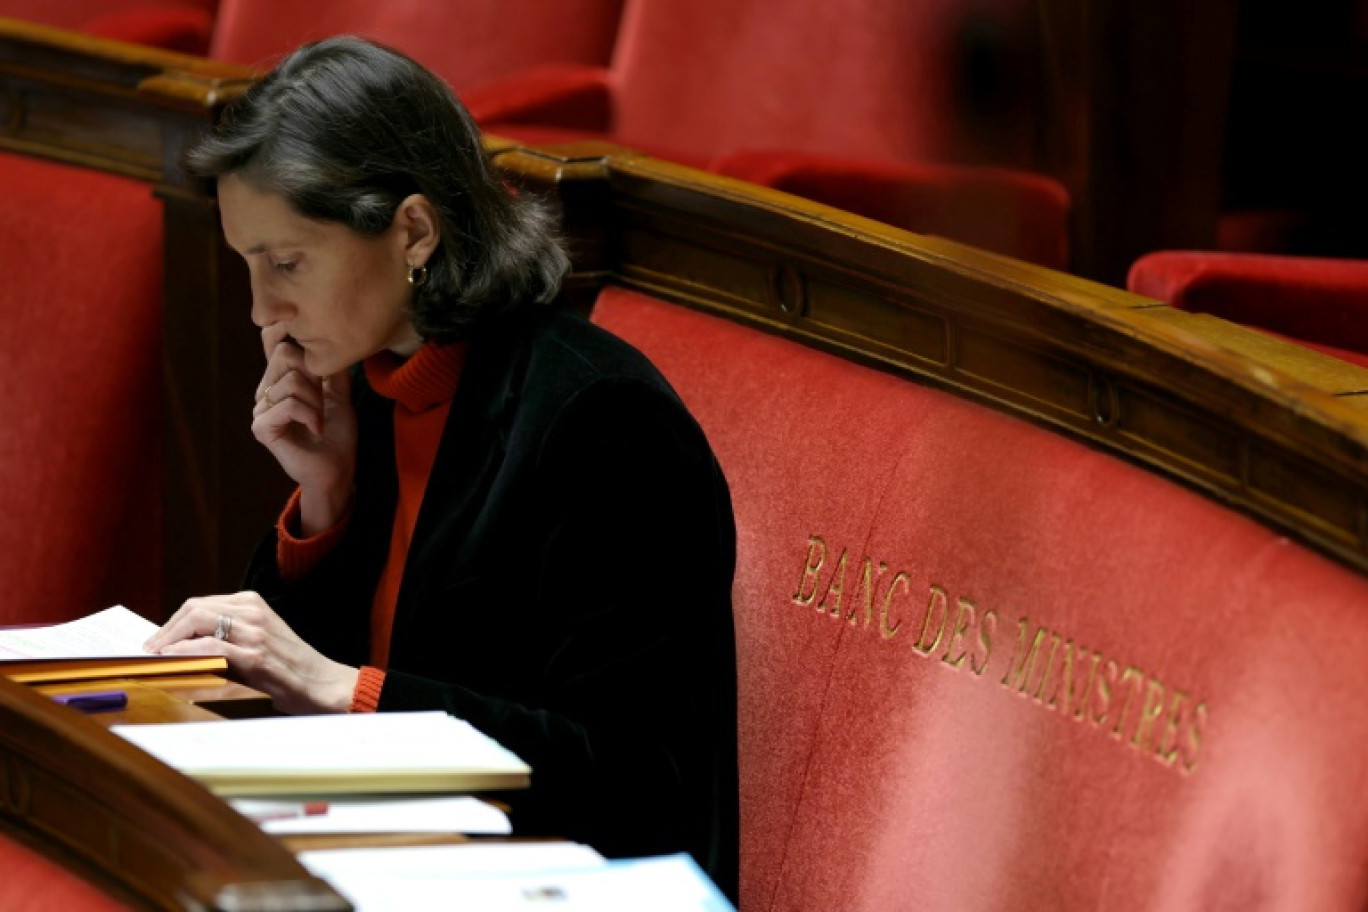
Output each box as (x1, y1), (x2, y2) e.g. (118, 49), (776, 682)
(253, 324), (358, 535)
(145, 591), (360, 715)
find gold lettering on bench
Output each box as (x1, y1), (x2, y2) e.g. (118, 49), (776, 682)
(846, 557), (884, 628)
(942, 597), (984, 672)
(1001, 620), (1052, 694)
(879, 572), (908, 640)
(1132, 678), (1167, 751)
(793, 536), (826, 606)
(1033, 632), (1063, 702)
(818, 548), (850, 617)
(793, 536), (1209, 775)
(913, 585), (949, 656)
(1041, 640), (1098, 717)
(1072, 651), (1103, 723)
(977, 608), (997, 674)
(1090, 659), (1118, 727)
(1111, 666), (1146, 740)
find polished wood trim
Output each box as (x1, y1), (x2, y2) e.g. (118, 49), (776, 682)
(0, 677), (349, 911)
(0, 18), (253, 184)
(492, 140), (1368, 574)
(34, 675), (277, 724)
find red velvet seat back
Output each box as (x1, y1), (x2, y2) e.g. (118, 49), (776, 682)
(474, 0), (1068, 269)
(0, 833), (128, 911)
(608, 0), (1036, 168)
(593, 285), (1368, 911)
(0, 0), (214, 53)
(0, 154), (163, 623)
(210, 0), (625, 92)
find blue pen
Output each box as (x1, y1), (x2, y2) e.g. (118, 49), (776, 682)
(53, 690), (128, 713)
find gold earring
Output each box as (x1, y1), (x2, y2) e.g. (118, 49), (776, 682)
(407, 264), (429, 287)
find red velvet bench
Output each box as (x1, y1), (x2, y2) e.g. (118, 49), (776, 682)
(594, 282), (1368, 910)
(494, 144), (1368, 911)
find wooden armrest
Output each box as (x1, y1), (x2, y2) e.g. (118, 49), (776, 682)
(0, 17), (256, 185)
(0, 676), (350, 910)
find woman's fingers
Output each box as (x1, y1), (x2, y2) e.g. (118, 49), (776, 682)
(253, 394), (328, 441)
(145, 594), (256, 653)
(254, 335), (312, 402)
(252, 370), (325, 420)
(145, 591), (357, 714)
(144, 600), (213, 652)
(260, 322), (294, 360)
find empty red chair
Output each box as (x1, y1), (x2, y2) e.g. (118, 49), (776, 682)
(0, 0), (214, 53)
(470, 0), (1069, 268)
(209, 0), (625, 94)
(1128, 250), (1368, 369)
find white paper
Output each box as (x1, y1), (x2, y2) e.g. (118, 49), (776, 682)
(112, 711), (530, 778)
(231, 795), (512, 835)
(300, 842), (606, 911)
(0, 605), (155, 660)
(298, 847), (735, 912)
(299, 841), (605, 877)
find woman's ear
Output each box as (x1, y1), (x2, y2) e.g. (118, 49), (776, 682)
(395, 193), (441, 266)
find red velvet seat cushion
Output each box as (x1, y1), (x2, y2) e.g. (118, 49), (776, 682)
(592, 285), (1368, 911)
(0, 832), (128, 911)
(1129, 250), (1368, 361)
(0, 153), (162, 623)
(713, 150), (1070, 269)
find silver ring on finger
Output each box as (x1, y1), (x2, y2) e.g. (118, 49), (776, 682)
(213, 613), (233, 642)
(262, 384), (275, 408)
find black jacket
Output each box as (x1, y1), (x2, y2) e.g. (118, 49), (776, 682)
(246, 304), (739, 897)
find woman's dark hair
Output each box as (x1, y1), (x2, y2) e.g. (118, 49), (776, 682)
(185, 36), (569, 341)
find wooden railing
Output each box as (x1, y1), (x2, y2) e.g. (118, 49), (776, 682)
(0, 676), (349, 910)
(492, 140), (1368, 574)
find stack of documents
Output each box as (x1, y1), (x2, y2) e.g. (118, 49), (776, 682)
(113, 711), (531, 795)
(108, 691), (733, 908)
(298, 843), (737, 912)
(0, 605), (226, 683)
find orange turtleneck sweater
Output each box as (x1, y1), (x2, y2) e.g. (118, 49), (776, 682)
(272, 341), (468, 712)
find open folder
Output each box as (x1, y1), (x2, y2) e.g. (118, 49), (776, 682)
(0, 605), (226, 683)
(114, 711), (532, 795)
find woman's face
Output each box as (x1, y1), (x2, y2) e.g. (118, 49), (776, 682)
(219, 174), (422, 376)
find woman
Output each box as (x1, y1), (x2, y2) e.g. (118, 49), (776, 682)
(144, 36), (738, 895)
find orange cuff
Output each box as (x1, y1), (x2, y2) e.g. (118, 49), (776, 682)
(349, 666), (386, 713)
(276, 488), (351, 583)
